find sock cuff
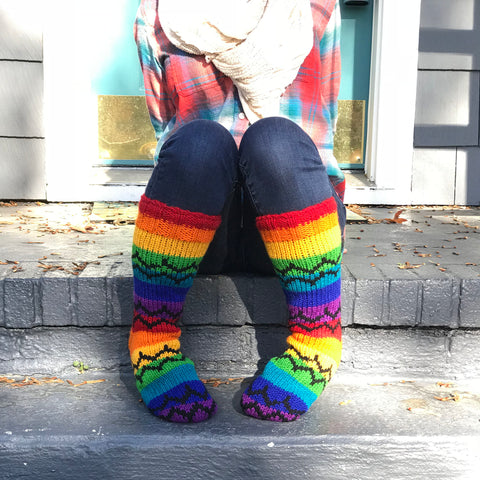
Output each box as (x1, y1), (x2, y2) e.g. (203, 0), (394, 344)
(256, 197), (337, 232)
(139, 194), (222, 231)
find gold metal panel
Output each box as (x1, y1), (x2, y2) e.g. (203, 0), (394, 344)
(98, 95), (156, 161)
(334, 100), (365, 165)
(99, 95), (365, 166)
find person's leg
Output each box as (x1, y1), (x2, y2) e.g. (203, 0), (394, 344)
(238, 117), (345, 421)
(130, 120), (238, 423)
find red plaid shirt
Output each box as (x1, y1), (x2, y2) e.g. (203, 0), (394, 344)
(135, 0), (345, 200)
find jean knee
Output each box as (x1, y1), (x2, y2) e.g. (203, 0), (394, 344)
(146, 120), (239, 214)
(161, 120), (238, 178)
(240, 117), (316, 176)
(238, 117), (338, 215)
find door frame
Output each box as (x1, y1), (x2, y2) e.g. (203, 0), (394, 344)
(44, 0), (422, 204)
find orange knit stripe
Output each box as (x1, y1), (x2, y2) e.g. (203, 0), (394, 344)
(128, 329), (181, 354)
(259, 211), (338, 243)
(136, 211), (217, 243)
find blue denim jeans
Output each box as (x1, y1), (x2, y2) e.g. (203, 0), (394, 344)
(145, 118), (346, 274)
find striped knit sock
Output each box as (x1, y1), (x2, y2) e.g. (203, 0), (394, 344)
(241, 197), (342, 422)
(129, 194), (221, 423)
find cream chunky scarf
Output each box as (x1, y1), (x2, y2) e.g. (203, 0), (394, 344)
(157, 0), (313, 122)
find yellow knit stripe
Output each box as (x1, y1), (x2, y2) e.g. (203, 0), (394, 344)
(259, 211), (339, 243)
(287, 335), (342, 366)
(133, 227), (210, 258)
(136, 212), (217, 243)
(129, 339), (181, 371)
(261, 224), (341, 260)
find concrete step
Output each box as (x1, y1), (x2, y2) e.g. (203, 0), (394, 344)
(1, 203), (480, 330)
(1, 373), (479, 479)
(1, 325), (479, 380)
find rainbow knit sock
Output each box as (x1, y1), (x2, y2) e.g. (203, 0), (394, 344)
(241, 197), (343, 422)
(129, 194), (221, 423)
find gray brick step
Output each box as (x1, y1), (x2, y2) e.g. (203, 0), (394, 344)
(1, 373), (479, 479)
(1, 266), (480, 329)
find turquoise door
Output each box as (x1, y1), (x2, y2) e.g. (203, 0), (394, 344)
(94, 0), (373, 169)
(336, 1), (374, 169)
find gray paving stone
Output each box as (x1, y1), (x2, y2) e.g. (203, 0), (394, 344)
(419, 277), (460, 328)
(40, 274), (75, 326)
(386, 280), (421, 327)
(4, 277), (41, 328)
(347, 264), (386, 325)
(74, 262), (110, 326)
(459, 279), (480, 328)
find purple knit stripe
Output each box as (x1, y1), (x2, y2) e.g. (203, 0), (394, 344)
(288, 297), (341, 323)
(241, 394), (299, 422)
(134, 293), (184, 316)
(157, 399), (217, 423)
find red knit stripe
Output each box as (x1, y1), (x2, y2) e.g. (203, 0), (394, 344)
(139, 195), (222, 230)
(256, 197), (337, 231)
(131, 318), (181, 334)
(289, 323), (342, 340)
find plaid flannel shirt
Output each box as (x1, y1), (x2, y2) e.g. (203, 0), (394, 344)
(135, 0), (345, 201)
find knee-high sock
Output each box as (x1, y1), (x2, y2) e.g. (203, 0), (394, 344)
(241, 196), (342, 422)
(129, 194), (221, 423)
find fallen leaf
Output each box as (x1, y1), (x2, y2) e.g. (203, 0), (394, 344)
(398, 262), (423, 270)
(71, 379), (106, 387)
(434, 393), (461, 402)
(97, 252), (123, 259)
(339, 400), (352, 406)
(436, 381), (454, 388)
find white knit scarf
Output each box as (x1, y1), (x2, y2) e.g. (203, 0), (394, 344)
(157, 0), (313, 123)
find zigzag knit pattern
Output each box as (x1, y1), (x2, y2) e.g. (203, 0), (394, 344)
(241, 196), (342, 422)
(129, 194), (221, 423)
